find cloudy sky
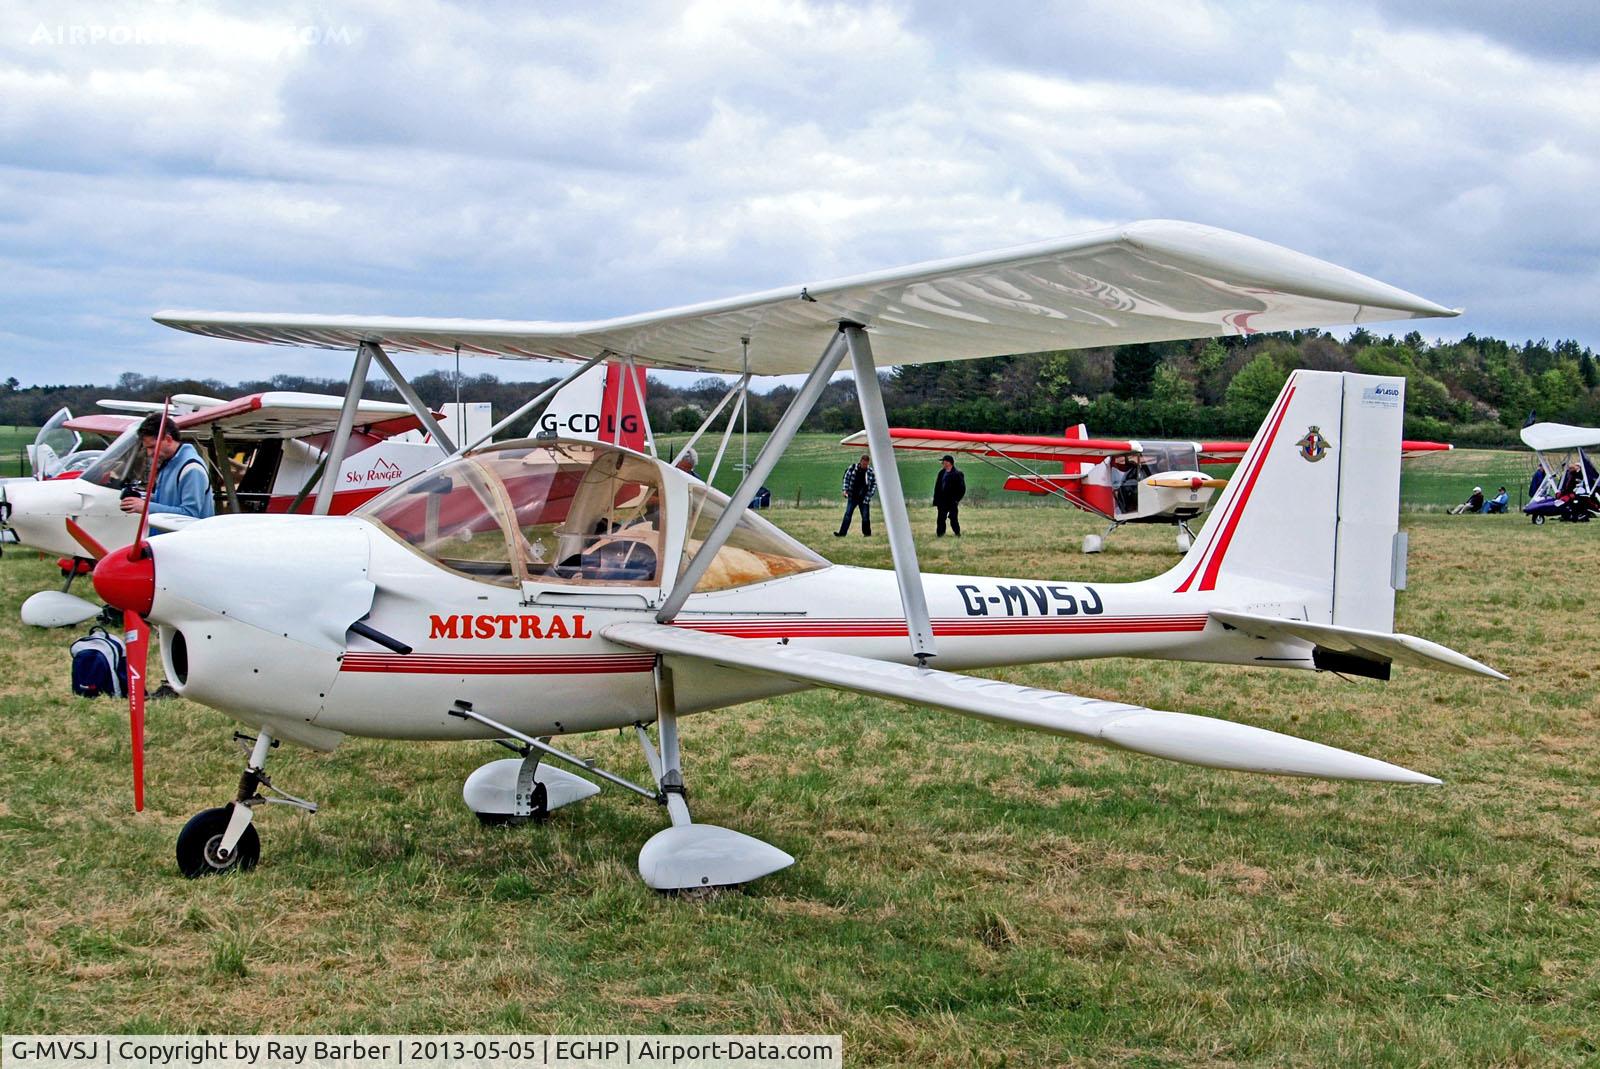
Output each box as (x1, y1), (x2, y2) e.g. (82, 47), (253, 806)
(2, 0), (1597, 388)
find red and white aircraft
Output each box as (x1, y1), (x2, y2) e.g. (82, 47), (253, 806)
(1, 393), (492, 626)
(847, 424), (1452, 552)
(78, 220), (1502, 891)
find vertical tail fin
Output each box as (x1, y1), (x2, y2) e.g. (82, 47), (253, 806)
(541, 364), (649, 451)
(1168, 370), (1406, 631)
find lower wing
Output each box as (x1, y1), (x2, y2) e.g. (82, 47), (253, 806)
(601, 621), (1438, 784)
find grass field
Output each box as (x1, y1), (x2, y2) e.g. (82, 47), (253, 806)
(2, 426), (38, 478)
(1, 498), (1596, 1065)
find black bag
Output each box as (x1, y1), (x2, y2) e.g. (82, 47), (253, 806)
(71, 626), (126, 699)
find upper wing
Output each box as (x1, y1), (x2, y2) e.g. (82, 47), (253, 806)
(840, 428), (1134, 463)
(175, 392), (423, 440)
(63, 414), (139, 436)
(1521, 422), (1600, 451)
(601, 621), (1437, 783)
(154, 220), (1458, 375)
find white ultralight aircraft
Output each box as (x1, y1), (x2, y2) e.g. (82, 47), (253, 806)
(83, 220), (1503, 890)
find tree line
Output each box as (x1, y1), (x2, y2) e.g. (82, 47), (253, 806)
(2, 328), (1595, 447)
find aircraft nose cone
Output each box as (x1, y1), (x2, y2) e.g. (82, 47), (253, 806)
(94, 543), (155, 617)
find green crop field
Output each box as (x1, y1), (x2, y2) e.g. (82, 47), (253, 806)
(1, 497), (1596, 1065)
(1, 425), (38, 478)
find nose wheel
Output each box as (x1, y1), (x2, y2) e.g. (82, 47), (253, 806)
(176, 807), (261, 876)
(175, 728), (317, 879)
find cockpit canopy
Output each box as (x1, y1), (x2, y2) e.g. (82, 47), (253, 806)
(355, 440), (825, 593)
(77, 424), (147, 490)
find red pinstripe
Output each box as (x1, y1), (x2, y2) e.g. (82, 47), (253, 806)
(1175, 380), (1298, 593)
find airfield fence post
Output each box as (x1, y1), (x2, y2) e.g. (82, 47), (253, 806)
(794, 486), (802, 508)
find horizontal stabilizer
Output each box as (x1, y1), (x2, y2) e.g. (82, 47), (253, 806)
(602, 621), (1438, 784)
(1211, 610), (1506, 679)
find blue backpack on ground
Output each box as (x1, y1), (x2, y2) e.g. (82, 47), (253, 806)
(71, 626), (126, 699)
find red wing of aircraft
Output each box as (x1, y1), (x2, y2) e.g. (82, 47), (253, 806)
(844, 426), (1452, 552)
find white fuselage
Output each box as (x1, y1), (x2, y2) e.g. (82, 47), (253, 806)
(147, 514), (1315, 751)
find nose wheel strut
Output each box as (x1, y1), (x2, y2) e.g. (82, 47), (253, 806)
(175, 728), (318, 878)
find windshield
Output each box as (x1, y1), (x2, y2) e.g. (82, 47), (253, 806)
(356, 440), (666, 588)
(680, 482), (825, 592)
(77, 425), (147, 489)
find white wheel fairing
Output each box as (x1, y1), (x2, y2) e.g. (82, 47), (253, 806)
(638, 825), (794, 890)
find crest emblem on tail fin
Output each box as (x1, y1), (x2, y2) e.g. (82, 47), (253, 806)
(1296, 426), (1331, 462)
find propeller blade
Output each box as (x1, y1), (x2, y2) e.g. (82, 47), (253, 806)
(64, 517), (109, 560)
(124, 610), (149, 811)
(135, 402), (173, 543)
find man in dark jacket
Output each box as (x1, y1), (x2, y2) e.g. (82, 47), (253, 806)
(835, 455), (875, 536)
(932, 454), (966, 536)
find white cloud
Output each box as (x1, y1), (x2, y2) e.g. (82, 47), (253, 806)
(0, 0), (1596, 387)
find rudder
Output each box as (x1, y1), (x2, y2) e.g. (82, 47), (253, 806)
(1169, 370), (1405, 632)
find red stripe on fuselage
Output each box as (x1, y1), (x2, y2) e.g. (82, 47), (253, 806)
(340, 653), (655, 675)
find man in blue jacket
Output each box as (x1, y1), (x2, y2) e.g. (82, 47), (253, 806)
(119, 413), (214, 524)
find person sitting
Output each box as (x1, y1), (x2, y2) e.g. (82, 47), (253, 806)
(1486, 486), (1509, 514)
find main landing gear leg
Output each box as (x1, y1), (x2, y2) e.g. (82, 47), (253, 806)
(634, 663), (793, 892)
(1176, 521), (1195, 553)
(175, 729), (318, 878)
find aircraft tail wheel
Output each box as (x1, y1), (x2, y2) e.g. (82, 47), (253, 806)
(1082, 534), (1103, 554)
(1176, 529), (1193, 553)
(176, 805), (261, 878)
(1532, 514), (1545, 525)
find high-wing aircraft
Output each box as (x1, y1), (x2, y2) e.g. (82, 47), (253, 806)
(1520, 422), (1599, 524)
(0, 393), (475, 627)
(844, 424), (1452, 552)
(80, 220), (1502, 892)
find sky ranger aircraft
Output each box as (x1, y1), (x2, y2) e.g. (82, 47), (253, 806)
(0, 393), (503, 628)
(843, 422), (1452, 553)
(82, 220), (1505, 891)
(4, 372), (639, 630)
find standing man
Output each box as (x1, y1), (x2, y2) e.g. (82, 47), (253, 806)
(932, 454), (966, 537)
(835, 454), (875, 537)
(119, 413), (214, 524)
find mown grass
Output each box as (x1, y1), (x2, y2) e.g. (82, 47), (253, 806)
(1, 471), (1595, 1064)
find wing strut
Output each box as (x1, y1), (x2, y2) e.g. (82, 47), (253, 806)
(210, 424), (242, 513)
(844, 324), (936, 663)
(658, 328), (850, 622)
(366, 341), (456, 455)
(454, 349), (611, 456)
(672, 373), (748, 474)
(312, 342), (374, 515)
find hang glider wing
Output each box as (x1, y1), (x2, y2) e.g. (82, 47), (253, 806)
(174, 392), (424, 440)
(154, 220), (1457, 375)
(601, 621), (1437, 783)
(1210, 611), (1505, 679)
(63, 413), (139, 437)
(1521, 422), (1600, 452)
